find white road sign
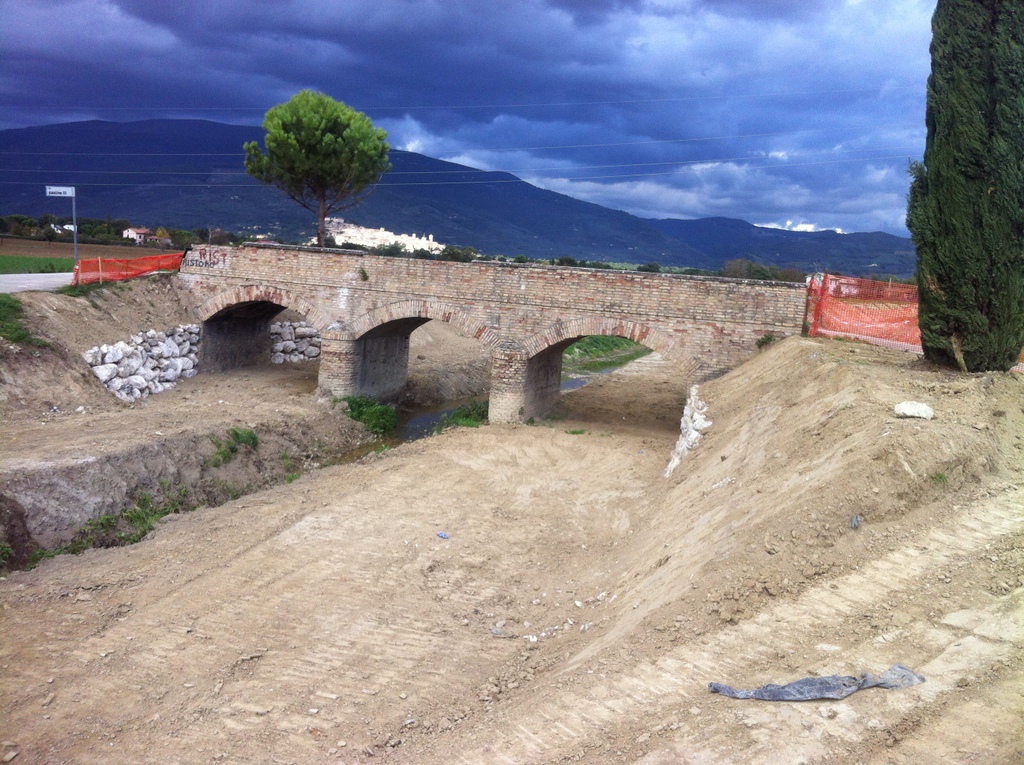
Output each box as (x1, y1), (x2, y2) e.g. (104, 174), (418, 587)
(46, 186), (76, 197)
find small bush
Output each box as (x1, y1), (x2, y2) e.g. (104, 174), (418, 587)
(206, 427), (258, 467)
(341, 396), (398, 435)
(206, 436), (234, 467)
(756, 332), (777, 349)
(229, 427), (259, 450)
(435, 400), (489, 432)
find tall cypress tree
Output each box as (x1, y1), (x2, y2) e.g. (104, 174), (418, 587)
(907, 0), (1024, 372)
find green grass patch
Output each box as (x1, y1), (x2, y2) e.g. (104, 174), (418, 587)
(56, 281), (110, 298)
(565, 428), (587, 435)
(229, 427), (259, 449)
(562, 335), (652, 374)
(30, 487), (195, 566)
(931, 471), (949, 485)
(434, 400), (489, 432)
(570, 348), (651, 373)
(281, 451), (299, 480)
(206, 427), (259, 467)
(338, 396), (398, 435)
(564, 335), (641, 359)
(0, 293), (50, 346)
(0, 255), (75, 274)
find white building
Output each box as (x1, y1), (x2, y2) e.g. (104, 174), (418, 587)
(123, 227), (152, 244)
(317, 218), (444, 254)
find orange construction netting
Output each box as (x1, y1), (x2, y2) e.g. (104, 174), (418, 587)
(71, 252), (185, 286)
(806, 273), (1024, 371)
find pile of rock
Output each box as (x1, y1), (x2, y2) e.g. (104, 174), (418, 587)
(83, 325), (201, 402)
(271, 321), (321, 363)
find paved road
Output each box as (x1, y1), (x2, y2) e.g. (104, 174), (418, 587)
(0, 272), (73, 293)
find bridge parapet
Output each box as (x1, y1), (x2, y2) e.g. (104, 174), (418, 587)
(179, 244), (807, 421)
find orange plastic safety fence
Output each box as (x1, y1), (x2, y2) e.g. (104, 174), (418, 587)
(807, 273), (1024, 371)
(71, 252), (185, 286)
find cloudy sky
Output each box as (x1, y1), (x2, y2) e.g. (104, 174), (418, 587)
(2, 0), (937, 236)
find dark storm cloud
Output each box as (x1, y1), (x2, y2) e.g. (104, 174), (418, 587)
(0, 0), (937, 234)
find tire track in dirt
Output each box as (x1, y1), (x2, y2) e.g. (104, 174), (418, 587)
(2, 426), (660, 763)
(4, 337), (1021, 764)
(440, 486), (1023, 764)
(51, 483), (521, 760)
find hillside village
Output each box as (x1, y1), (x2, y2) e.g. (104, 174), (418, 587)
(317, 217), (444, 254)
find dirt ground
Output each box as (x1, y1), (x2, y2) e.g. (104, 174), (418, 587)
(1, 279), (1023, 764)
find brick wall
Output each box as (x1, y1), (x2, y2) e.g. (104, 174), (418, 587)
(179, 243), (807, 420)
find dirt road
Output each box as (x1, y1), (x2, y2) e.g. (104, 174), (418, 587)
(1, 281), (1023, 764)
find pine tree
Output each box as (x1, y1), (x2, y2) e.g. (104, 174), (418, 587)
(245, 91), (391, 248)
(907, 0), (1024, 372)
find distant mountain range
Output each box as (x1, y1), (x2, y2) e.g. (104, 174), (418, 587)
(0, 120), (916, 276)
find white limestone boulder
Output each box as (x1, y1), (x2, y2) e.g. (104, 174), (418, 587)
(894, 401), (935, 420)
(92, 363), (119, 383)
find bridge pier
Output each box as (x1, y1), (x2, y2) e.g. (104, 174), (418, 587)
(489, 343), (564, 424)
(488, 345), (528, 423)
(317, 332), (359, 399)
(317, 319), (428, 403)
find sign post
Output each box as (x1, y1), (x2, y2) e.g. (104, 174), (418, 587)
(45, 186), (78, 269)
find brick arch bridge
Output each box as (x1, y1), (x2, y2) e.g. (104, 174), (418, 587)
(179, 244), (806, 422)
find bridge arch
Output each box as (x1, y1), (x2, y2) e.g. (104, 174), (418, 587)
(198, 284), (332, 331)
(196, 284), (334, 373)
(325, 300), (500, 403)
(489, 316), (700, 423)
(350, 299), (500, 348)
(521, 316), (682, 362)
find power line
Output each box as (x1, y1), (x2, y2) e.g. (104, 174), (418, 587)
(0, 123), (921, 159)
(2, 84), (921, 114)
(0, 146), (918, 178)
(0, 154), (917, 189)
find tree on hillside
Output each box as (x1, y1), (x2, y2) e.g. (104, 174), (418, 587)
(906, 0), (1024, 372)
(244, 90), (391, 247)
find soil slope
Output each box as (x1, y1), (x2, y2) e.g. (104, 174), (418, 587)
(1, 283), (1023, 764)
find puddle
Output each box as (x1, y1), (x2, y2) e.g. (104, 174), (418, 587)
(398, 394), (487, 441)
